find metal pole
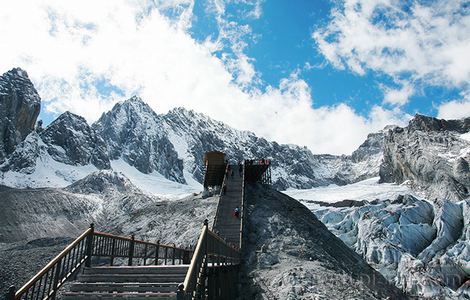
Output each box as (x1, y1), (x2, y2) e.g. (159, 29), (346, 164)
(203, 219), (209, 299)
(143, 244), (148, 266)
(50, 260), (62, 300)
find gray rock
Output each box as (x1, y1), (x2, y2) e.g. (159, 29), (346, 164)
(0, 68), (40, 162)
(93, 96), (185, 183)
(380, 114), (470, 201)
(40, 111), (110, 169)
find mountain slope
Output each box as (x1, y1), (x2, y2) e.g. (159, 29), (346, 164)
(380, 114), (470, 201)
(241, 185), (406, 299)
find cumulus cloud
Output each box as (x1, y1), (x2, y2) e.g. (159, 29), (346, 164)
(313, 0), (470, 94)
(0, 0), (407, 155)
(437, 92), (470, 120)
(382, 82), (414, 106)
(205, 0), (261, 88)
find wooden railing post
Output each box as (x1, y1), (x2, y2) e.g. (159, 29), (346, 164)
(50, 260), (62, 299)
(176, 283), (184, 300)
(128, 235), (135, 266)
(143, 244), (148, 266)
(85, 223), (94, 268)
(155, 240), (160, 265)
(4, 285), (15, 300)
(172, 244), (176, 265)
(110, 239), (116, 266)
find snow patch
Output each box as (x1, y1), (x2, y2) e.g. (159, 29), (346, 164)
(460, 132), (470, 142)
(283, 177), (411, 206)
(110, 159), (200, 199)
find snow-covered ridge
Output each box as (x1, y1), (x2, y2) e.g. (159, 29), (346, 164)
(1, 86), (386, 193)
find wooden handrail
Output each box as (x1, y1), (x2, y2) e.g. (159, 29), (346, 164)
(182, 222), (208, 293)
(14, 227), (93, 298)
(179, 220), (240, 298)
(8, 226), (193, 300)
(239, 163), (246, 250)
(213, 163), (229, 229)
(94, 231), (189, 251)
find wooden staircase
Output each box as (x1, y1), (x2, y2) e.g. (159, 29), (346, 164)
(5, 156), (272, 300)
(213, 165), (243, 248)
(62, 265), (188, 299)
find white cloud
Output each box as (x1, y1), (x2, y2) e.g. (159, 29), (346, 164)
(313, 0), (470, 88)
(382, 82), (414, 106)
(437, 92), (470, 120)
(206, 0), (261, 88)
(0, 0), (408, 155)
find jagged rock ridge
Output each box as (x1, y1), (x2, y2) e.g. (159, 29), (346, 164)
(380, 114), (470, 201)
(0, 72), (386, 190)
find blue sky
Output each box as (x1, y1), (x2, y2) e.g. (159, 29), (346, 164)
(0, 0), (469, 154)
(188, 0), (465, 116)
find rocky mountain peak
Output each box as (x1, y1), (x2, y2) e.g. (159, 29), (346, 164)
(93, 97), (185, 183)
(40, 111), (110, 169)
(51, 111), (87, 126)
(408, 113), (470, 133)
(0, 67), (41, 161)
(117, 95), (157, 116)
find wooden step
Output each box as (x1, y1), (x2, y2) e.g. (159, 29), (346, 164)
(84, 266), (188, 275)
(69, 282), (179, 293)
(62, 292), (177, 299)
(79, 274), (185, 283)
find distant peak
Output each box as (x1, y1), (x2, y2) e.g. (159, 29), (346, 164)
(168, 107), (194, 116)
(119, 95), (154, 112)
(3, 67), (29, 79)
(127, 95), (144, 103)
(52, 111), (88, 126)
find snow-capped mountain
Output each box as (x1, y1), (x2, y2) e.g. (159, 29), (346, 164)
(0, 68), (385, 192)
(4, 67), (470, 298)
(93, 97), (185, 183)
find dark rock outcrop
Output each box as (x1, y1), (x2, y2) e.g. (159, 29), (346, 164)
(0, 68), (40, 162)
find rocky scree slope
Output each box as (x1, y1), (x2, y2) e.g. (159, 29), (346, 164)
(240, 185), (406, 300)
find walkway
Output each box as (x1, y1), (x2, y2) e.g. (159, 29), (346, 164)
(213, 165), (243, 248)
